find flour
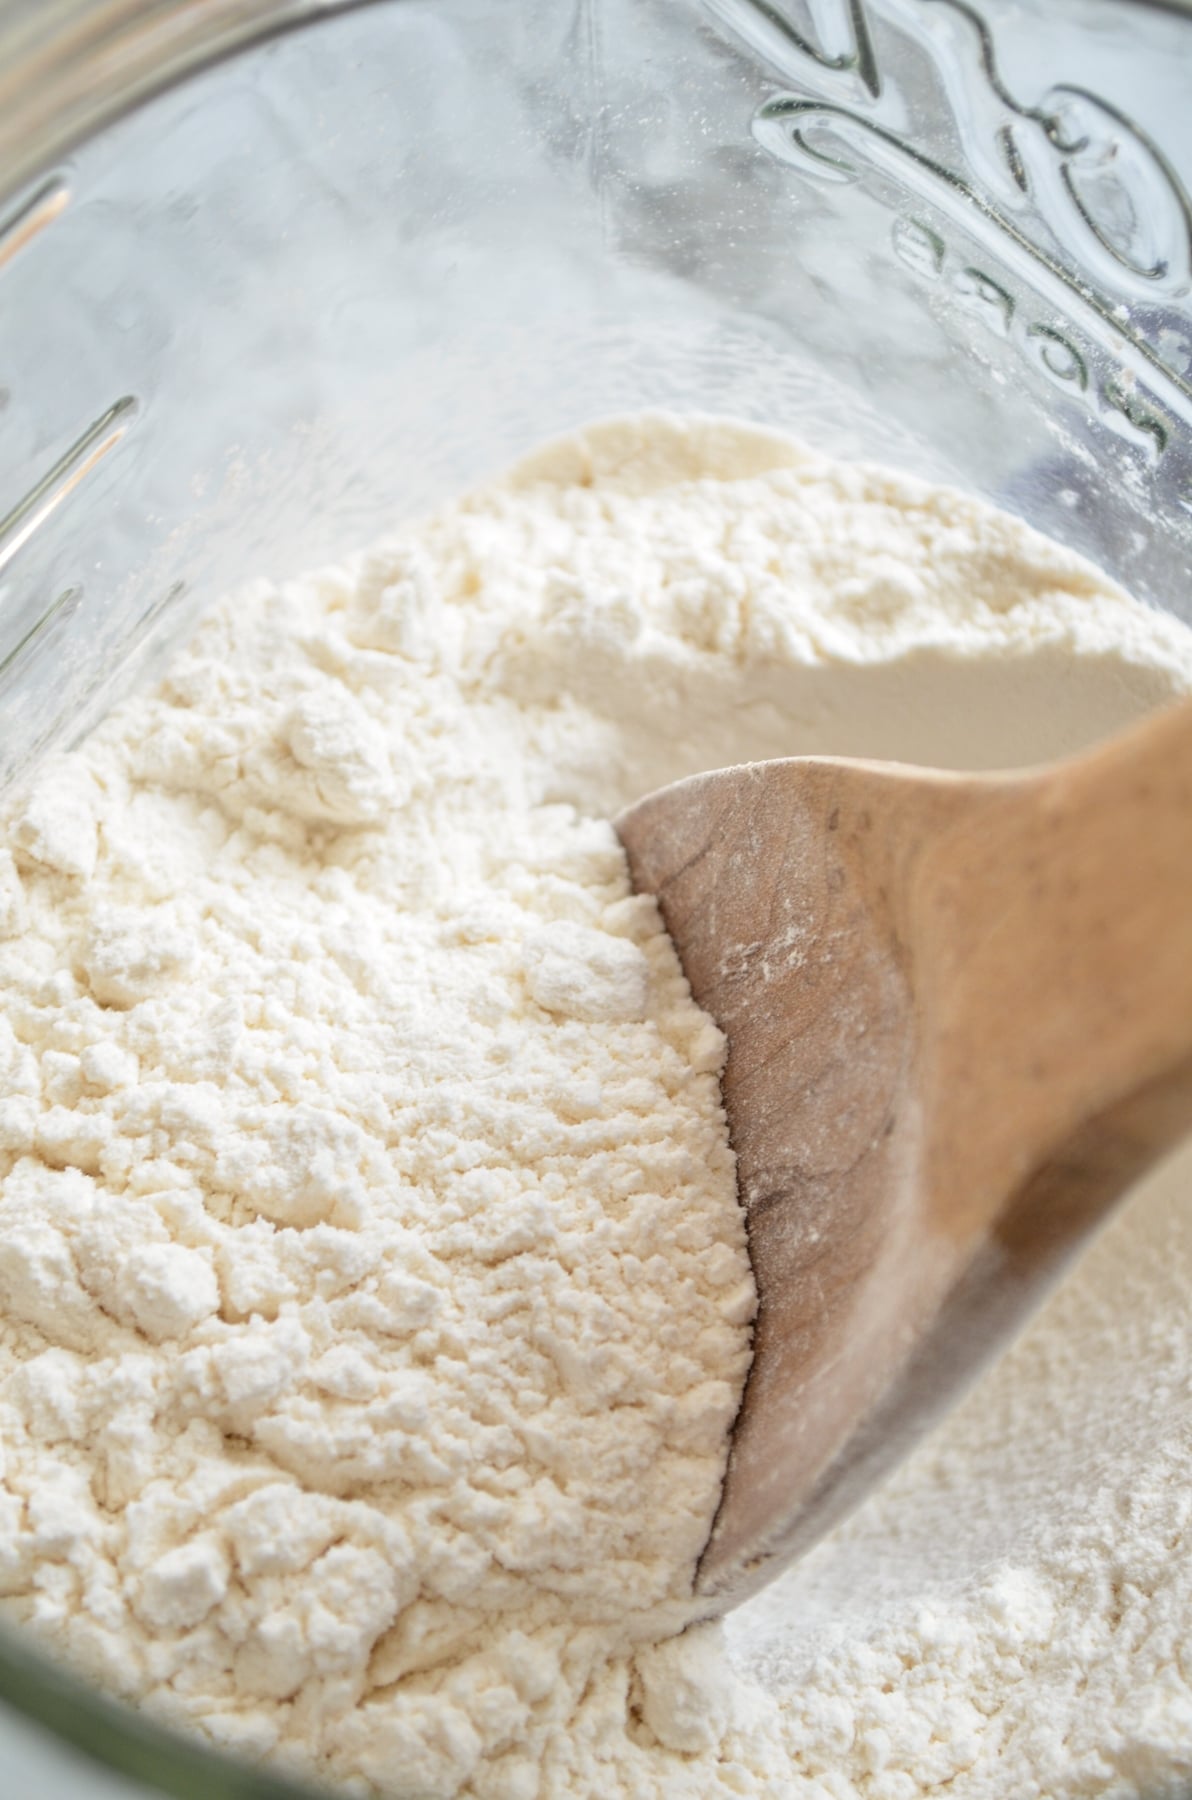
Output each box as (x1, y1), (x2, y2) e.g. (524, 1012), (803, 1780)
(2, 413), (1192, 1799)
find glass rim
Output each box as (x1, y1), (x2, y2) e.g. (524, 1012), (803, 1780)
(2, 0), (1192, 215)
(0, 1617), (337, 1799)
(0, 0), (380, 213)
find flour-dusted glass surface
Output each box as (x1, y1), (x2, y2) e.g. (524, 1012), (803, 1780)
(3, 0), (1192, 799)
(1, 3), (1192, 1798)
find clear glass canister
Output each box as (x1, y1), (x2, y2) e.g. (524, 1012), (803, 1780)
(0, 1), (1190, 1794)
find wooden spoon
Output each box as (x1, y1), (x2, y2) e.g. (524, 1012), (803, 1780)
(615, 695), (1192, 1610)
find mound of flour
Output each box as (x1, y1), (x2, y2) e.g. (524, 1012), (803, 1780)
(1, 413), (1191, 1799)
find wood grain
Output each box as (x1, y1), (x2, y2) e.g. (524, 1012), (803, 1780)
(616, 697), (1192, 1606)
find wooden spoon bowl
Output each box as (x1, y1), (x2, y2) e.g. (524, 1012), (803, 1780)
(616, 697), (1192, 1609)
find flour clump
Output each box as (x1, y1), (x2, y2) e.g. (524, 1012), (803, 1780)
(2, 414), (1192, 1799)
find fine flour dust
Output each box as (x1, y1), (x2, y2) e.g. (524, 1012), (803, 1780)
(1, 414), (1191, 1799)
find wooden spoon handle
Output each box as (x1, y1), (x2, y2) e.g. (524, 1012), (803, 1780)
(917, 693), (1192, 1243)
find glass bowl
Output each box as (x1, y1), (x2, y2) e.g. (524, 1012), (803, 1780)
(1, 0), (1191, 1793)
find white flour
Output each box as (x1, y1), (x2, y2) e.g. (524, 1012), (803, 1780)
(1, 413), (1191, 1798)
